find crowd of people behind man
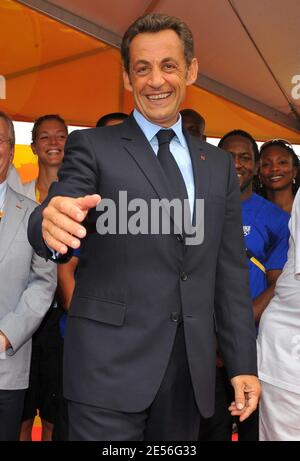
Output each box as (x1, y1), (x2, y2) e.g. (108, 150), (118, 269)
(0, 12), (300, 442)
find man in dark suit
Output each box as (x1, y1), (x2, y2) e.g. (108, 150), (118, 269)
(28, 13), (260, 441)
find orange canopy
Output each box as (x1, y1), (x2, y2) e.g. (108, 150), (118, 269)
(1, 0), (300, 143)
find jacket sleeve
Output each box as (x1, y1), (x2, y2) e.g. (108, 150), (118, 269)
(214, 153), (258, 378)
(0, 248), (57, 355)
(28, 129), (99, 261)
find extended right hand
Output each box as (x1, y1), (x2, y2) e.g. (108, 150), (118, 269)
(42, 194), (101, 254)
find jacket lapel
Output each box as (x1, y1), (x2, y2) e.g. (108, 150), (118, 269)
(120, 116), (211, 237)
(121, 116), (174, 203)
(184, 131), (211, 226)
(0, 187), (27, 263)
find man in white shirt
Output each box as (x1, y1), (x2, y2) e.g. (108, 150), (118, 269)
(258, 189), (300, 440)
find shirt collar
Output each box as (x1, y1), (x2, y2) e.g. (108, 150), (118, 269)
(0, 180), (7, 205)
(0, 180), (7, 196)
(133, 109), (186, 148)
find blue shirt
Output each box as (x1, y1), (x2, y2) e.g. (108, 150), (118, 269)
(0, 180), (7, 216)
(133, 109), (195, 215)
(242, 193), (290, 299)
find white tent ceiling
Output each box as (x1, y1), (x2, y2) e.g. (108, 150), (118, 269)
(18, 0), (300, 133)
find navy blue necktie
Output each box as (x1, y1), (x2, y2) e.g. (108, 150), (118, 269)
(156, 129), (188, 203)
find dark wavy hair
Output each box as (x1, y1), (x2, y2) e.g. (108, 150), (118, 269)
(121, 13), (194, 74)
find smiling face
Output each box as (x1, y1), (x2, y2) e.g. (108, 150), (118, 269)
(259, 146), (298, 192)
(0, 118), (14, 184)
(31, 119), (67, 167)
(221, 135), (257, 200)
(123, 29), (198, 127)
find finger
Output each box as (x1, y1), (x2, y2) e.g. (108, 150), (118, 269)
(239, 405), (255, 422)
(229, 404), (247, 417)
(43, 230), (69, 254)
(77, 194), (101, 212)
(49, 197), (87, 223)
(229, 394), (259, 420)
(43, 227), (81, 253)
(43, 217), (83, 249)
(228, 403), (244, 415)
(228, 402), (238, 411)
(230, 408), (244, 416)
(239, 395), (259, 422)
(43, 207), (87, 240)
(233, 386), (246, 411)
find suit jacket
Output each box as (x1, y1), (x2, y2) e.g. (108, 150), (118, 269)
(22, 179), (36, 201)
(28, 115), (257, 417)
(7, 165), (26, 195)
(0, 186), (57, 389)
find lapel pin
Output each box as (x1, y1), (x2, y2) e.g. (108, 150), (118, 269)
(200, 154), (206, 161)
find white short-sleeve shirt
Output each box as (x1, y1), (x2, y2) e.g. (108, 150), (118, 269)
(258, 190), (300, 394)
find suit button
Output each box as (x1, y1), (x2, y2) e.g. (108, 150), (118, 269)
(170, 312), (180, 322)
(181, 272), (188, 281)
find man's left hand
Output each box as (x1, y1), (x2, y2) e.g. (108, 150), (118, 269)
(229, 375), (261, 421)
